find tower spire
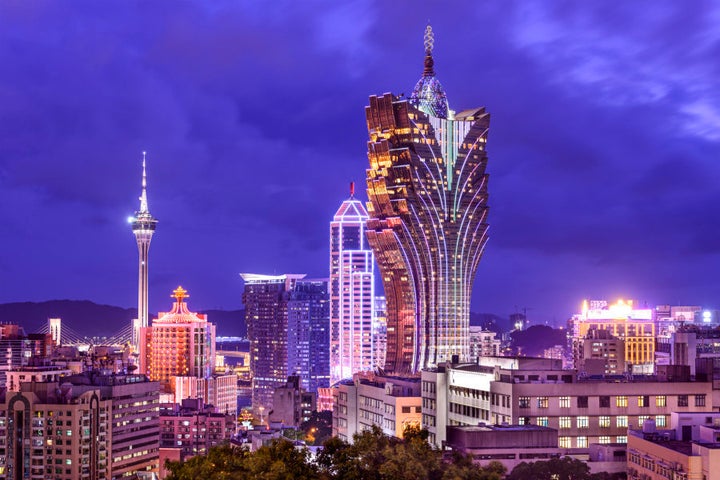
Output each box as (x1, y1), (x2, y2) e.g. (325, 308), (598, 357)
(139, 151), (149, 214)
(423, 23), (435, 77)
(350, 181), (355, 199)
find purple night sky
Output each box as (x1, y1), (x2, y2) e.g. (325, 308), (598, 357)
(1, 2), (718, 325)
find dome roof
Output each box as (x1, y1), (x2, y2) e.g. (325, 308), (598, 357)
(409, 24), (449, 119)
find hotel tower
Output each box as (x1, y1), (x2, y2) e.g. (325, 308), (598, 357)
(131, 152), (158, 348)
(329, 183), (376, 385)
(365, 25), (490, 373)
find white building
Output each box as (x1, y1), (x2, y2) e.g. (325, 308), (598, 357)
(329, 187), (376, 385)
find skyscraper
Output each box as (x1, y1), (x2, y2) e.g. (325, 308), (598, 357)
(241, 274), (329, 414)
(329, 184), (376, 385)
(131, 152), (157, 348)
(365, 25), (490, 374)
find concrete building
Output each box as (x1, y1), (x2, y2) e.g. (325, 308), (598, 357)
(158, 398), (235, 463)
(268, 376), (317, 427)
(627, 412), (720, 480)
(445, 424), (563, 471)
(570, 299), (655, 374)
(580, 328), (625, 375)
(421, 356), (715, 449)
(329, 186), (376, 386)
(333, 374), (421, 442)
(469, 327), (501, 359)
(0, 372), (159, 480)
(171, 373), (238, 415)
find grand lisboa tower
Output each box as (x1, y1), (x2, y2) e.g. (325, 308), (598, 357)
(365, 25), (491, 374)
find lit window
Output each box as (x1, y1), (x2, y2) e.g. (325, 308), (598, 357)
(519, 397), (530, 408)
(559, 417), (572, 429)
(638, 395), (649, 407)
(536, 417), (549, 427)
(537, 397), (549, 409)
(577, 416), (589, 429)
(638, 415), (650, 427)
(558, 396), (570, 408)
(559, 436), (571, 448)
(616, 396), (628, 407)
(656, 415), (666, 427)
(656, 395), (666, 407)
(577, 436), (588, 448)
(599, 436), (611, 444)
(599, 416), (611, 428)
(616, 416), (628, 427)
(616, 436), (628, 444)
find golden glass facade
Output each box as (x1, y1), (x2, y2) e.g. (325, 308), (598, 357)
(365, 31), (490, 373)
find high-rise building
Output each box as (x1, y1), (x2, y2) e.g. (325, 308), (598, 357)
(130, 152), (158, 349)
(241, 274), (329, 414)
(290, 278), (330, 393)
(139, 286), (216, 389)
(329, 185), (376, 385)
(365, 25), (490, 373)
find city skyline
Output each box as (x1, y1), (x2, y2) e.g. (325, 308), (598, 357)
(1, 2), (718, 325)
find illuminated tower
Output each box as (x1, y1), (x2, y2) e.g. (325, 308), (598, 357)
(131, 152), (158, 348)
(365, 25), (490, 373)
(329, 183), (376, 385)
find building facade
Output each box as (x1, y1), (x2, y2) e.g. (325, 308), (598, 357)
(365, 25), (490, 373)
(333, 374), (422, 442)
(242, 274), (329, 414)
(329, 188), (376, 386)
(139, 286), (216, 391)
(421, 357), (715, 449)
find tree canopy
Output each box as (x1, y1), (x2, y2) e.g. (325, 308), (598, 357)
(165, 426), (507, 480)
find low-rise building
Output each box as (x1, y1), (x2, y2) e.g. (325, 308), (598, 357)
(333, 374), (421, 442)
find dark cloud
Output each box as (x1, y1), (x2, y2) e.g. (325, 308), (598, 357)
(0, 0), (718, 326)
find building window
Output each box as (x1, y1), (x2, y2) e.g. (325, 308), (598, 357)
(577, 436), (588, 448)
(577, 396), (589, 408)
(599, 396), (610, 408)
(616, 435), (628, 444)
(616, 416), (628, 428)
(656, 415), (666, 427)
(599, 416), (611, 428)
(616, 396), (628, 407)
(537, 397), (549, 409)
(577, 416), (589, 429)
(638, 395), (650, 407)
(559, 417), (572, 429)
(656, 395), (666, 407)
(696, 395), (706, 407)
(519, 397), (530, 409)
(519, 417), (529, 425)
(559, 396), (570, 408)
(638, 415), (650, 427)
(678, 395), (689, 407)
(536, 417), (549, 427)
(599, 436), (611, 444)
(559, 437), (571, 448)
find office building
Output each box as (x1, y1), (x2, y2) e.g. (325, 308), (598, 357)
(365, 25), (490, 373)
(329, 185), (376, 385)
(130, 152), (158, 349)
(469, 327), (501, 359)
(290, 278), (330, 393)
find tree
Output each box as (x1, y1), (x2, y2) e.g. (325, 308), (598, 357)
(508, 457), (591, 480)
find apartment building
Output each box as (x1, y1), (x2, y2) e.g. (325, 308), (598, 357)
(333, 374), (421, 442)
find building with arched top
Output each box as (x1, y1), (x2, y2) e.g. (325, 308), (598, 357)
(365, 25), (490, 374)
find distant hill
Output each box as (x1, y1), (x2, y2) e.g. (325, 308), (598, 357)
(510, 325), (566, 357)
(0, 300), (245, 338)
(470, 312), (511, 333)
